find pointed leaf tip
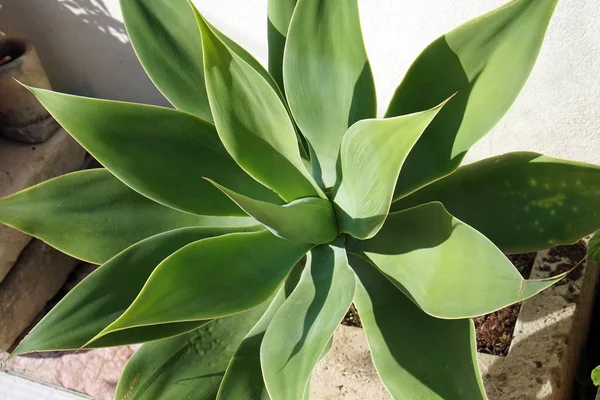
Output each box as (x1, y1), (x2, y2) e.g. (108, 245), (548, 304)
(355, 202), (569, 319)
(334, 98), (449, 240)
(387, 0), (560, 200)
(95, 230), (311, 337)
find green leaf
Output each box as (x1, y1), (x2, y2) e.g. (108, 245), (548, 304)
(122, 0), (283, 121)
(194, 11), (322, 202)
(351, 202), (569, 319)
(120, 0), (212, 120)
(12, 226), (258, 355)
(216, 261), (307, 400)
(98, 230), (311, 337)
(592, 365), (600, 386)
(115, 301), (271, 400)
(88, 321), (208, 349)
(284, 0), (376, 187)
(0, 170), (253, 264)
(387, 0), (558, 200)
(28, 87), (282, 216)
(392, 153), (600, 254)
(349, 255), (486, 400)
(207, 20), (284, 103)
(588, 232), (600, 262)
(216, 287), (288, 400)
(334, 100), (448, 239)
(262, 241), (356, 400)
(209, 179), (337, 244)
(267, 0), (297, 91)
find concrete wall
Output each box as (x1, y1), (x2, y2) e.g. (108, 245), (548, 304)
(0, 0), (598, 164)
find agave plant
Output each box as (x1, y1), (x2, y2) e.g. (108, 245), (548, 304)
(1, 0), (600, 399)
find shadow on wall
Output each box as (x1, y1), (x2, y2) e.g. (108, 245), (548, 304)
(0, 0), (169, 106)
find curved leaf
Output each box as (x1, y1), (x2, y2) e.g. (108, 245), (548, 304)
(195, 12), (322, 202)
(392, 153), (600, 254)
(89, 321), (208, 349)
(262, 241), (355, 400)
(0, 170), (253, 264)
(98, 230), (311, 337)
(209, 179), (337, 244)
(589, 232), (600, 262)
(115, 301), (270, 400)
(216, 260), (308, 400)
(12, 226), (257, 355)
(350, 255), (486, 400)
(387, 0), (558, 200)
(352, 202), (568, 319)
(28, 87), (282, 216)
(334, 100), (448, 239)
(216, 288), (287, 400)
(267, 0), (297, 91)
(284, 0), (376, 187)
(120, 0), (211, 120)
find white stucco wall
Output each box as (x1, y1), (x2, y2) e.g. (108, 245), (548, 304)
(0, 0), (598, 165)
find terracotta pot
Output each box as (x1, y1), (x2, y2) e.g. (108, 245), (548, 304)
(0, 38), (59, 143)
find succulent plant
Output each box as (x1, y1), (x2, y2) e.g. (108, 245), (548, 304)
(1, 0), (599, 399)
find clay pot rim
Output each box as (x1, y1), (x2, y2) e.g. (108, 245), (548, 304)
(0, 37), (32, 73)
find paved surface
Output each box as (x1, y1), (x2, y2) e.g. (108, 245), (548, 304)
(0, 371), (89, 400)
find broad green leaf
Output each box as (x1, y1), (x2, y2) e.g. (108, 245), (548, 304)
(195, 12), (322, 202)
(351, 202), (569, 319)
(28, 87), (282, 216)
(392, 153), (600, 254)
(122, 0), (283, 120)
(120, 0), (212, 120)
(349, 255), (486, 400)
(262, 241), (356, 400)
(217, 287), (288, 400)
(387, 0), (558, 200)
(216, 261), (307, 400)
(267, 0), (297, 91)
(284, 0), (376, 187)
(588, 232), (600, 262)
(592, 365), (600, 386)
(209, 179), (337, 244)
(98, 230), (311, 337)
(334, 101), (447, 240)
(115, 301), (270, 400)
(207, 20), (284, 103)
(12, 227), (257, 355)
(0, 170), (253, 264)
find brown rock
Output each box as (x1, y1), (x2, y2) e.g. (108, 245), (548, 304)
(0, 240), (79, 350)
(0, 128), (85, 283)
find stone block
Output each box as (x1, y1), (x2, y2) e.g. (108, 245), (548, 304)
(479, 254), (599, 400)
(1, 346), (138, 400)
(0, 240), (79, 350)
(0, 128), (85, 283)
